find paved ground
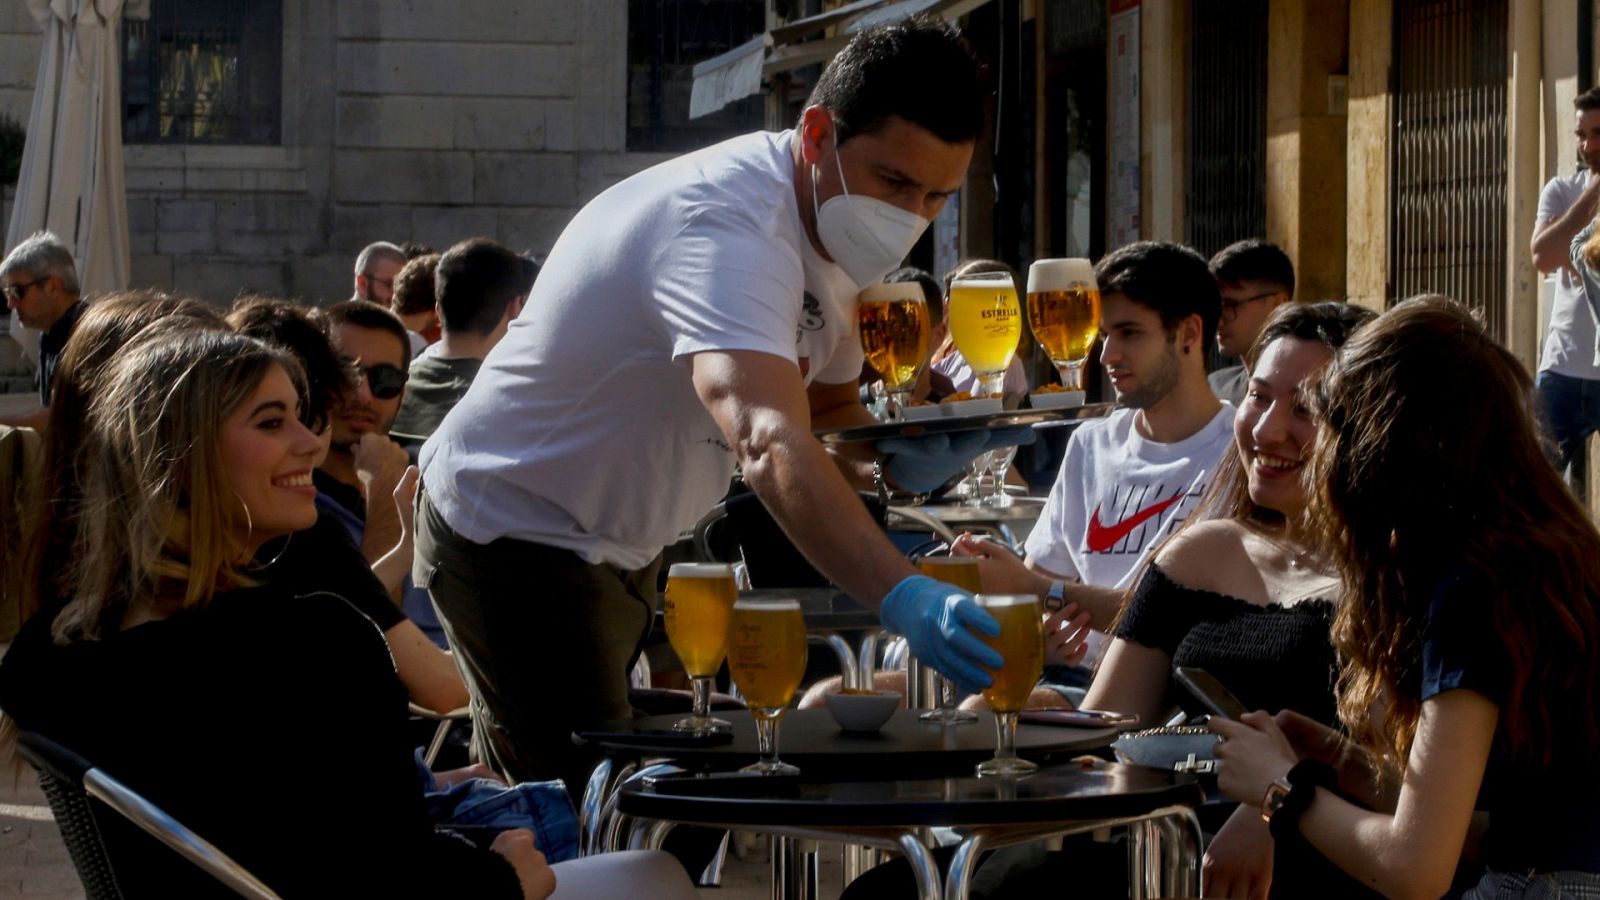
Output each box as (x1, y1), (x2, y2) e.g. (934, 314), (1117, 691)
(0, 769), (855, 898)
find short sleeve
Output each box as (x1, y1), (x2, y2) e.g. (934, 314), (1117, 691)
(1538, 175), (1577, 226)
(656, 202), (806, 365)
(1112, 566), (1198, 657)
(1022, 431), (1086, 581)
(1420, 568), (1511, 707)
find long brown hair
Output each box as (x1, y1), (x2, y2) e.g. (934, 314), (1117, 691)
(1309, 296), (1600, 771)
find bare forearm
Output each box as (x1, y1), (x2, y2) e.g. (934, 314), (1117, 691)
(361, 496), (403, 566)
(1021, 559), (1124, 631)
(1296, 795), (1451, 900)
(1533, 181), (1600, 270)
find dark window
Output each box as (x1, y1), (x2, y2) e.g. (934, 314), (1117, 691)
(1187, 0), (1268, 260)
(122, 0), (282, 144)
(628, 0), (766, 153)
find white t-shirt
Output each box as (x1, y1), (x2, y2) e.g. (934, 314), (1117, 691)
(419, 130), (863, 570)
(1023, 405), (1235, 662)
(1537, 172), (1600, 378)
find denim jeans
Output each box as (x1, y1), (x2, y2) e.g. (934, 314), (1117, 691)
(1536, 371), (1600, 486)
(1462, 869), (1600, 898)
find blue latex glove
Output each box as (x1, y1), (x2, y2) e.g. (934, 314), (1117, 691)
(879, 575), (1003, 694)
(877, 425), (1038, 494)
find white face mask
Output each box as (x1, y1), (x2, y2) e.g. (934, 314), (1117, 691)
(811, 127), (932, 289)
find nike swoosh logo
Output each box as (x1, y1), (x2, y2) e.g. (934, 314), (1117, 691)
(1085, 491), (1187, 553)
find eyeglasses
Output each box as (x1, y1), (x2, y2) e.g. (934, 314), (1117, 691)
(1219, 291), (1282, 322)
(364, 274), (395, 290)
(1, 278), (46, 303)
(343, 358), (408, 400)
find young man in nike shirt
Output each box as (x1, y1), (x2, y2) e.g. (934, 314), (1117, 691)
(959, 241), (1232, 683)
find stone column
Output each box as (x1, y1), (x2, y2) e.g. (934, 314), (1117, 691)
(1345, 0), (1391, 312)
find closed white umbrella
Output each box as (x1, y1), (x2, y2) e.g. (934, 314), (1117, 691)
(5, 0), (133, 363)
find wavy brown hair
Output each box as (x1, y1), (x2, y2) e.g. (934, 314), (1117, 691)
(1308, 295), (1600, 772)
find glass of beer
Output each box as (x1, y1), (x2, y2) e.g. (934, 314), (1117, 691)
(1026, 259), (1101, 392)
(728, 597), (808, 775)
(973, 594), (1044, 777)
(663, 563), (739, 734)
(915, 556), (982, 724)
(858, 281), (932, 420)
(947, 271), (1023, 397)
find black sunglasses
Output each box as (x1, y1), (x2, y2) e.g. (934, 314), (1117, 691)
(344, 359), (408, 400)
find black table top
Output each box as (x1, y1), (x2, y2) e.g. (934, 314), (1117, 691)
(577, 709), (1117, 779)
(619, 758), (1203, 828)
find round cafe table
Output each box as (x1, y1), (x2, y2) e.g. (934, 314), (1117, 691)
(617, 758), (1204, 900)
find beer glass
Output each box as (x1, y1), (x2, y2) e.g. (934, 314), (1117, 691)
(663, 563), (739, 734)
(1026, 259), (1101, 392)
(947, 271), (1023, 397)
(728, 598), (808, 775)
(915, 557), (982, 724)
(858, 281), (932, 420)
(974, 594), (1044, 777)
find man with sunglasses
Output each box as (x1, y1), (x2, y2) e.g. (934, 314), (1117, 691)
(1, 231), (82, 428)
(316, 301), (449, 649)
(1206, 239), (1295, 405)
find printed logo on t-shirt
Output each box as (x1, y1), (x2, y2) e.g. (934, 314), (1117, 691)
(796, 292), (825, 341)
(1083, 481), (1207, 554)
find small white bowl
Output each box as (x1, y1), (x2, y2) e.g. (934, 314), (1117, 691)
(1029, 390), (1085, 410)
(939, 397), (1004, 418)
(824, 690), (901, 732)
(900, 404), (943, 422)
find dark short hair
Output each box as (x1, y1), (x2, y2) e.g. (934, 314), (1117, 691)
(1209, 238), (1296, 298)
(1577, 87), (1600, 112)
(804, 16), (983, 146)
(227, 297), (354, 434)
(323, 300), (412, 369)
(1095, 241), (1221, 348)
(399, 242), (435, 260)
(518, 254), (541, 296)
(886, 266), (943, 325)
(1244, 301), (1376, 368)
(435, 239), (528, 337)
(390, 253), (441, 317)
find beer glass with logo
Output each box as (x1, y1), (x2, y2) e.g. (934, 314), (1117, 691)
(915, 556), (982, 724)
(1026, 259), (1101, 393)
(947, 271), (1023, 397)
(728, 598), (809, 775)
(858, 281), (932, 420)
(974, 594), (1045, 777)
(663, 563), (738, 734)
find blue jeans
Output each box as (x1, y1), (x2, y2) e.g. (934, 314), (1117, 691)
(1462, 868), (1600, 898)
(1537, 371), (1600, 482)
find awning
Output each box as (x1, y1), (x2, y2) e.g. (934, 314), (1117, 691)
(689, 0), (994, 120)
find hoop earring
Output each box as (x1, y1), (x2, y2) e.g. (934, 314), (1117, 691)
(258, 531), (292, 569)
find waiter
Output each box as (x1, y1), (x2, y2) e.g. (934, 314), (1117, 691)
(416, 17), (1023, 792)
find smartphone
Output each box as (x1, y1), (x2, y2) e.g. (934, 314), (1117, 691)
(642, 771), (800, 798)
(576, 728), (735, 749)
(1173, 667), (1250, 720)
(1018, 708), (1139, 728)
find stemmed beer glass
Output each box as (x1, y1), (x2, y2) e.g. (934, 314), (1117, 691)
(858, 281), (932, 420)
(728, 598), (809, 775)
(974, 594), (1045, 777)
(914, 556), (982, 724)
(662, 563), (738, 735)
(947, 271), (1022, 398)
(1025, 259), (1101, 396)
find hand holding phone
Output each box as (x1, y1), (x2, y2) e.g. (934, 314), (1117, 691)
(1173, 667), (1249, 720)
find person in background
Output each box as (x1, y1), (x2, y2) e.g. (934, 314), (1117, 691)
(351, 240), (407, 306)
(391, 252), (443, 360)
(1207, 238), (1295, 406)
(0, 231), (84, 428)
(1213, 297), (1600, 900)
(929, 259), (1029, 400)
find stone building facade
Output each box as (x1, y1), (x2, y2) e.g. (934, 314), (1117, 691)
(1, 0), (675, 305)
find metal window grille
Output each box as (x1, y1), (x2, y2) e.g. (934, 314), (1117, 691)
(627, 0), (766, 153)
(1186, 0), (1268, 260)
(122, 0), (281, 145)
(1389, 0), (1508, 337)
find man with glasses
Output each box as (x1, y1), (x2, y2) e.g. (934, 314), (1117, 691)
(350, 241), (407, 306)
(1, 231), (82, 427)
(1206, 239), (1295, 405)
(317, 301), (448, 646)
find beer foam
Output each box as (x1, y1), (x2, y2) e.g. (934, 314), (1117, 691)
(918, 557), (978, 566)
(1026, 258), (1096, 294)
(858, 281), (926, 304)
(668, 563), (736, 579)
(733, 597), (802, 611)
(974, 593), (1038, 608)
(950, 271), (1016, 291)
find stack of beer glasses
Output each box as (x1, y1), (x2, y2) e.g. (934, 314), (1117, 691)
(662, 563), (739, 735)
(857, 280), (932, 420)
(914, 555), (982, 724)
(973, 594), (1045, 777)
(1025, 259), (1101, 400)
(728, 597), (808, 775)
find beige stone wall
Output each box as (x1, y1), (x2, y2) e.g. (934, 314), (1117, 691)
(1344, 0), (1390, 313)
(1140, 0), (1188, 243)
(1265, 0), (1349, 303)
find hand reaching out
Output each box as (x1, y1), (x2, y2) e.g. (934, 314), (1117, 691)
(490, 829), (557, 900)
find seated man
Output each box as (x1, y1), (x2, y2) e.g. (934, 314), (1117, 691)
(1206, 238), (1295, 405)
(392, 238), (532, 443)
(1, 231), (84, 429)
